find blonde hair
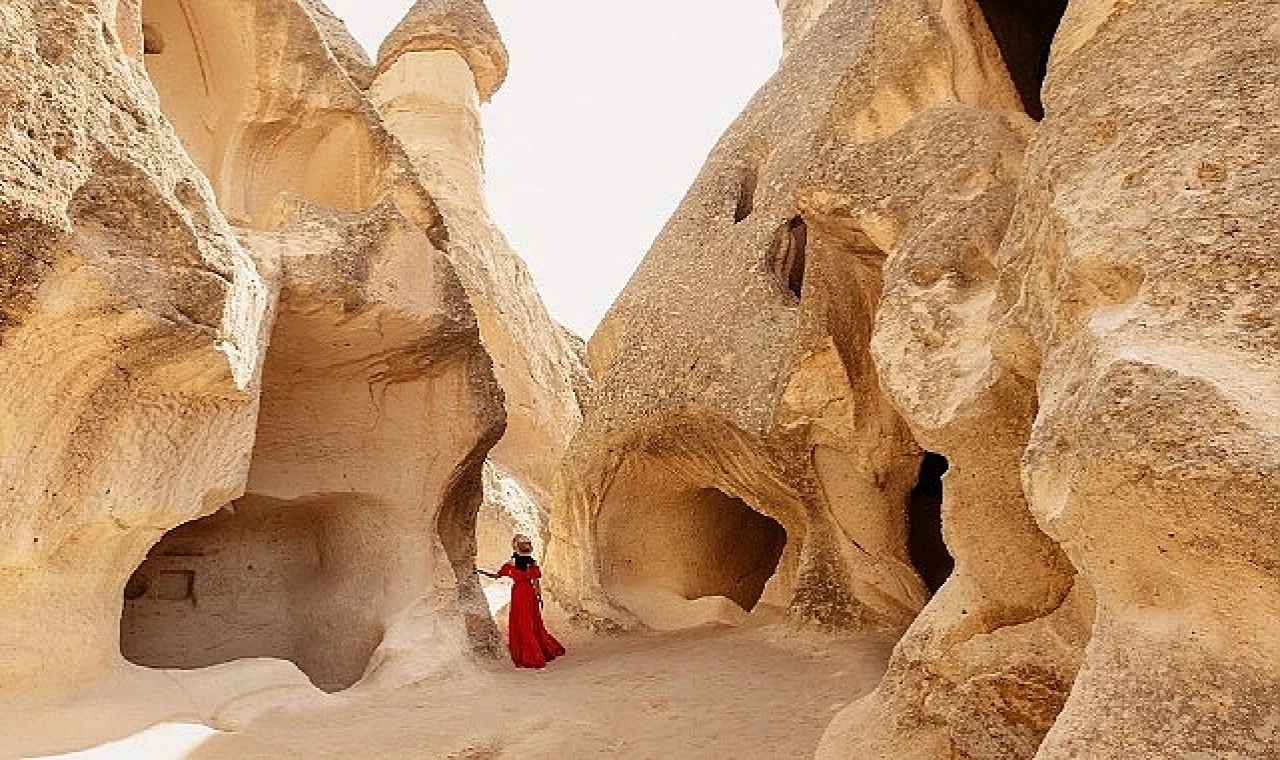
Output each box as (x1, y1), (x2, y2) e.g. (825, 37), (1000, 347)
(511, 534), (534, 554)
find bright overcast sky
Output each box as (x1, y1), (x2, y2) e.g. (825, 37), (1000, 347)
(324, 0), (781, 337)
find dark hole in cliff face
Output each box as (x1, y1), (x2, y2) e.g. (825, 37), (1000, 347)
(141, 23), (165, 55)
(770, 216), (808, 300)
(908, 453), (953, 593)
(600, 487), (788, 612)
(734, 166), (758, 223)
(120, 497), (384, 693)
(975, 0), (1068, 120)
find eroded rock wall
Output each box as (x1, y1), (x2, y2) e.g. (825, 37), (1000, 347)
(0, 0), (542, 751)
(370, 2), (586, 552)
(1005, 1), (1278, 755)
(0, 0), (273, 697)
(551, 0), (1041, 633)
(814, 0), (1278, 757)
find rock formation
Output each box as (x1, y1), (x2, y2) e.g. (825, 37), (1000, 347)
(554, 0), (1277, 756)
(0, 0), (274, 701)
(993, 1), (1278, 756)
(0, 0), (579, 754)
(0, 0), (1274, 756)
(370, 0), (586, 560)
(549, 0), (1036, 633)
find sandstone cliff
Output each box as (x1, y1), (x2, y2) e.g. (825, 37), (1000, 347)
(0, 0), (578, 755)
(370, 0), (586, 565)
(554, 0), (1277, 756)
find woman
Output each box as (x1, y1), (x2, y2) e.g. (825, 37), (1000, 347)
(477, 534), (566, 669)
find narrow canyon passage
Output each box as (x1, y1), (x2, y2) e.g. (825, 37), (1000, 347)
(185, 620), (893, 760)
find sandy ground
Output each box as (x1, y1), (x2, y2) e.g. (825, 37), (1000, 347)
(177, 619), (893, 760)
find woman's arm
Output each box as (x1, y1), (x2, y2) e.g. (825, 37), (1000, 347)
(475, 567), (500, 579)
(533, 578), (544, 607)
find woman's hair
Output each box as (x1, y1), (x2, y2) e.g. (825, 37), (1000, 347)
(511, 534), (536, 570)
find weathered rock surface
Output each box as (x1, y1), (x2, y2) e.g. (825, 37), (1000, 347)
(552, 0), (1276, 756)
(1003, 1), (1278, 756)
(0, 0), (573, 754)
(550, 0), (1010, 633)
(371, 0), (586, 535)
(0, 0), (274, 698)
(807, 0), (1277, 757)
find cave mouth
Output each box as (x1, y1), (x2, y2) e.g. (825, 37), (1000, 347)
(770, 216), (808, 301)
(975, 0), (1069, 120)
(120, 496), (385, 693)
(601, 487), (787, 612)
(908, 452), (954, 593)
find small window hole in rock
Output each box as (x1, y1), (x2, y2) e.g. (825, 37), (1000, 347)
(770, 216), (808, 300)
(141, 23), (165, 55)
(974, 0), (1069, 120)
(735, 166), (759, 223)
(907, 453), (954, 593)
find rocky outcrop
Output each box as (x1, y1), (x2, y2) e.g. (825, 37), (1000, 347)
(0, 0), (562, 754)
(999, 1), (1278, 755)
(371, 0), (586, 540)
(550, 0), (1021, 633)
(806, 0), (1276, 757)
(553, 0), (1275, 755)
(0, 0), (274, 699)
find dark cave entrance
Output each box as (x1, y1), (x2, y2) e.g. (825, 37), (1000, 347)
(735, 166), (758, 223)
(907, 453), (953, 593)
(120, 496), (386, 693)
(770, 216), (808, 301)
(600, 487), (788, 612)
(975, 0), (1069, 120)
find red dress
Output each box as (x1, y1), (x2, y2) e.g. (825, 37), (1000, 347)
(498, 562), (565, 668)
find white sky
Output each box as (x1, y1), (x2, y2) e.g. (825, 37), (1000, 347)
(324, 0), (782, 337)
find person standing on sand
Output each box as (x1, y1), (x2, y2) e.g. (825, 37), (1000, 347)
(477, 534), (566, 669)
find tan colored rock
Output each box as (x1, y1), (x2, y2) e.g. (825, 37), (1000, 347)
(819, 0), (1278, 757)
(1, 0), (515, 752)
(371, 3), (586, 542)
(550, 0), (1041, 633)
(376, 0), (509, 102)
(0, 0), (273, 699)
(121, 199), (505, 691)
(299, 0), (377, 88)
(124, 0), (507, 677)
(1001, 1), (1279, 755)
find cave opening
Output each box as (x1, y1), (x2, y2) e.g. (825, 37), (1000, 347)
(907, 452), (953, 593)
(734, 166), (758, 223)
(974, 0), (1069, 120)
(120, 496), (385, 693)
(600, 487), (787, 612)
(770, 216), (808, 301)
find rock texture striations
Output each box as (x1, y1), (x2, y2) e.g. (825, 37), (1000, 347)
(0, 0), (580, 755)
(555, 0), (1277, 757)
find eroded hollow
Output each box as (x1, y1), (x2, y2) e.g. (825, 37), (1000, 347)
(121, 496), (386, 693)
(734, 166), (758, 223)
(141, 0), (382, 224)
(975, 0), (1068, 120)
(770, 216), (808, 300)
(907, 452), (953, 593)
(600, 487), (787, 611)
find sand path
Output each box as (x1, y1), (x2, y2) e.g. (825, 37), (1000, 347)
(187, 621), (892, 759)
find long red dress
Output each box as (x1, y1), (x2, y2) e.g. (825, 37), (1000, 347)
(498, 561), (565, 668)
